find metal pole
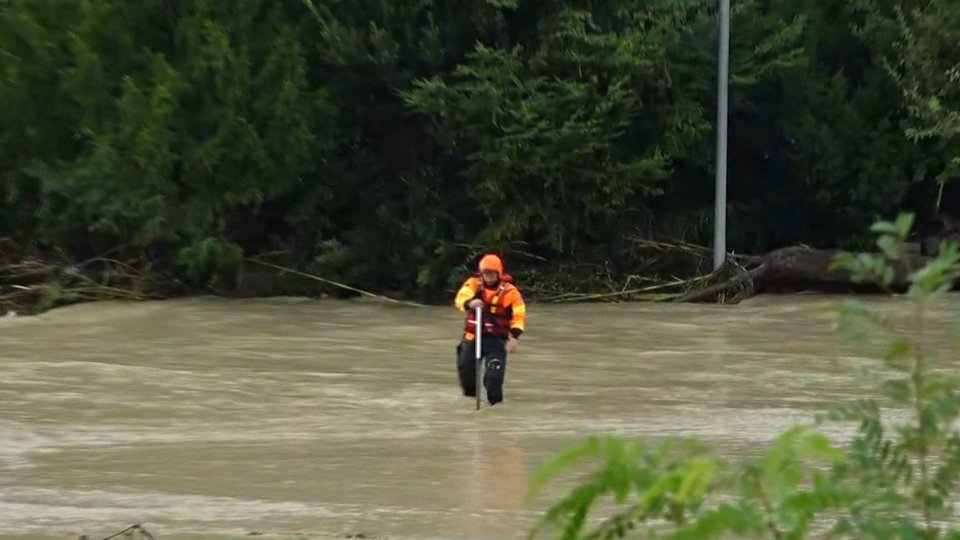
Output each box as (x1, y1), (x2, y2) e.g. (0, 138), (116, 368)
(713, 0), (730, 271)
(475, 305), (482, 411)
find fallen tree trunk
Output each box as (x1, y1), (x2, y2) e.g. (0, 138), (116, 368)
(680, 245), (955, 303)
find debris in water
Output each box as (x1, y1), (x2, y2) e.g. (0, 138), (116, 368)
(101, 523), (155, 540)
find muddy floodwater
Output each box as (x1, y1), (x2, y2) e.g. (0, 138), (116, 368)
(1, 294), (958, 539)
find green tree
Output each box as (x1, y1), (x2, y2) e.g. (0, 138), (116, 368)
(403, 0), (806, 257)
(888, 0), (960, 211)
(0, 0), (337, 283)
(848, 0), (960, 217)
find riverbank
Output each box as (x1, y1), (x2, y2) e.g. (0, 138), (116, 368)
(2, 237), (955, 317)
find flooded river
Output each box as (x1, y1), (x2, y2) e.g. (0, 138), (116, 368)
(1, 294), (958, 539)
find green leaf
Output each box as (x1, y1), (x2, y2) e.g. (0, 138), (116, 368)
(876, 234), (900, 260)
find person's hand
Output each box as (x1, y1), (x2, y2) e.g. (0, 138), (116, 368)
(506, 335), (519, 354)
(466, 299), (483, 310)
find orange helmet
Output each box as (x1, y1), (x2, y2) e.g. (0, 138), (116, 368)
(478, 253), (504, 275)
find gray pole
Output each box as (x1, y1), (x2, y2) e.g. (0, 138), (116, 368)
(713, 0), (730, 271)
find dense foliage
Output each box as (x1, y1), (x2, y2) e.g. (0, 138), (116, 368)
(0, 0), (957, 300)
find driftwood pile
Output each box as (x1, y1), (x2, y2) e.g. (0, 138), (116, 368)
(522, 237), (959, 305)
(0, 239), (165, 315)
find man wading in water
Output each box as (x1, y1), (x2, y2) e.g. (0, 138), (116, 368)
(453, 253), (526, 405)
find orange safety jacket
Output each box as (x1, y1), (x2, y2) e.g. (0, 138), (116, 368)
(454, 274), (526, 341)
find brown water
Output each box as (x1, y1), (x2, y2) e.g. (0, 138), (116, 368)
(1, 294), (958, 539)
